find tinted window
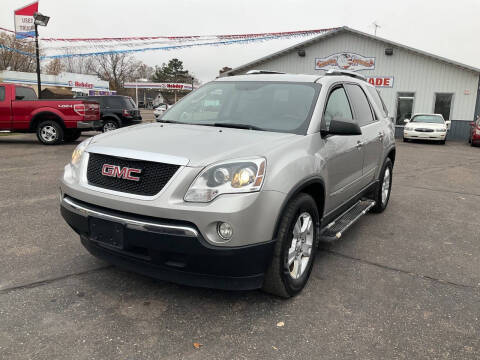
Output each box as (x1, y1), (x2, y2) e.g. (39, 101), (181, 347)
(105, 97), (124, 108)
(125, 97), (136, 109)
(345, 84), (374, 127)
(87, 97), (106, 106)
(366, 86), (388, 118)
(323, 86), (353, 129)
(15, 87), (37, 101)
(0, 86), (4, 101)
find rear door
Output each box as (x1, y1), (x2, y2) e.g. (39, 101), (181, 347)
(322, 84), (364, 213)
(0, 85), (11, 130)
(344, 83), (383, 187)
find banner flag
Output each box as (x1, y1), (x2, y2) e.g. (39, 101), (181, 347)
(14, 2), (39, 39)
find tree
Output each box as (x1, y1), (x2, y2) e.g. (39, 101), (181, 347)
(0, 33), (36, 72)
(44, 58), (64, 75)
(152, 58), (193, 83)
(90, 53), (140, 90)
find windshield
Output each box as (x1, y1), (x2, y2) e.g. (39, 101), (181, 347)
(411, 115), (444, 124)
(162, 81), (320, 134)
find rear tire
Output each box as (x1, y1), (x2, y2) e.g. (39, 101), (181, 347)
(103, 119), (119, 132)
(439, 139), (446, 145)
(36, 120), (64, 145)
(262, 193), (320, 298)
(403, 137), (408, 142)
(64, 129), (82, 142)
(370, 158), (393, 213)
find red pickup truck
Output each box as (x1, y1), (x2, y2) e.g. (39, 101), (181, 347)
(0, 83), (102, 144)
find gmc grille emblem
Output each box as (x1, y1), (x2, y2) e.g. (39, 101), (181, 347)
(101, 164), (142, 181)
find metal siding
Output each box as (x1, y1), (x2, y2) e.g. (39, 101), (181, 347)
(237, 32), (479, 123)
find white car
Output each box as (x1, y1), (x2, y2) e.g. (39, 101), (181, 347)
(154, 103), (169, 120)
(403, 114), (450, 144)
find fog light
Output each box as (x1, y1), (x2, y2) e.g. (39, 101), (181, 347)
(217, 222), (233, 240)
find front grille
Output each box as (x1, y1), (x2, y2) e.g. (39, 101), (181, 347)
(87, 153), (180, 196)
(415, 128), (434, 133)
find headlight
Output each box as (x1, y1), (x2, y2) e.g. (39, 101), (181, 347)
(436, 128), (447, 132)
(184, 158), (266, 202)
(71, 138), (92, 166)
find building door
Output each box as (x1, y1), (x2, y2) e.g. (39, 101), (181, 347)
(434, 93), (453, 120)
(395, 92), (415, 125)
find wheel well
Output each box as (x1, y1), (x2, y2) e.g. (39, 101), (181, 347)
(103, 116), (120, 125)
(273, 179), (325, 238)
(387, 148), (396, 166)
(30, 112), (65, 131)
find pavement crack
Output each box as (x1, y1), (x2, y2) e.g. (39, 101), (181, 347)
(323, 249), (479, 290)
(0, 265), (112, 295)
(395, 183), (480, 198)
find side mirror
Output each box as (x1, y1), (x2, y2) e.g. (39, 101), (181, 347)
(403, 119), (410, 123)
(445, 120), (451, 128)
(326, 119), (362, 136)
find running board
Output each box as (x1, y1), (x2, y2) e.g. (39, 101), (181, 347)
(319, 200), (376, 243)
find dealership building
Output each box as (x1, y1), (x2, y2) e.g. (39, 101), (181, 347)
(0, 70), (114, 97)
(223, 26), (480, 140)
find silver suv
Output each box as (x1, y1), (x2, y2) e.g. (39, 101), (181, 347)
(60, 70), (396, 297)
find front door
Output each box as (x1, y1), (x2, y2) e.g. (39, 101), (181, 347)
(0, 86), (11, 130)
(322, 85), (364, 214)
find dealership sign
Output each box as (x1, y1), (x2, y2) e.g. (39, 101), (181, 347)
(14, 2), (38, 39)
(367, 76), (394, 88)
(315, 52), (375, 71)
(124, 82), (193, 91)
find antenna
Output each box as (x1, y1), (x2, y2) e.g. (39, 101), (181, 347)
(372, 21), (381, 36)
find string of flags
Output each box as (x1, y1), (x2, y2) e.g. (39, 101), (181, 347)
(0, 27), (338, 60)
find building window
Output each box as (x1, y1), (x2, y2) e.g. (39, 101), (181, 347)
(0, 86), (4, 101)
(434, 93), (453, 120)
(395, 92), (415, 125)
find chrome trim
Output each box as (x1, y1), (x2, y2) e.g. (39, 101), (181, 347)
(62, 196), (198, 238)
(79, 152), (185, 201)
(86, 145), (189, 166)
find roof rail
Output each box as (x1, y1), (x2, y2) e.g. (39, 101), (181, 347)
(245, 70), (286, 75)
(325, 69), (366, 81)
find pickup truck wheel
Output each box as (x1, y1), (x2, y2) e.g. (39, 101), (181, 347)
(64, 129), (82, 142)
(371, 158), (393, 213)
(103, 119), (119, 132)
(262, 193), (320, 298)
(36, 120), (64, 145)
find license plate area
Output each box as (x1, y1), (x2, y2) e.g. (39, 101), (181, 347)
(89, 217), (124, 249)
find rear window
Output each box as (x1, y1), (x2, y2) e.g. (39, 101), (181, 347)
(15, 87), (37, 101)
(0, 86), (4, 101)
(366, 86), (388, 118)
(125, 97), (136, 109)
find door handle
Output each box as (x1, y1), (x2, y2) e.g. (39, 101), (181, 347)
(356, 141), (364, 149)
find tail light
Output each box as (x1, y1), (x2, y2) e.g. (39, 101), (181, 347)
(123, 109), (132, 117)
(73, 104), (86, 116)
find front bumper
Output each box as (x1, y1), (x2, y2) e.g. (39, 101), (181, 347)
(61, 196), (275, 290)
(404, 130), (446, 140)
(77, 120), (104, 130)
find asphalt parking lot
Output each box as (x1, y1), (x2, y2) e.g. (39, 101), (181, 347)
(0, 134), (479, 359)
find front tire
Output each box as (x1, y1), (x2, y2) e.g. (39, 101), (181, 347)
(36, 120), (64, 145)
(262, 193), (320, 298)
(371, 158), (393, 213)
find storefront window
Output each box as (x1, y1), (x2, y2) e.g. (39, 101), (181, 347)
(395, 92), (415, 125)
(434, 93), (453, 120)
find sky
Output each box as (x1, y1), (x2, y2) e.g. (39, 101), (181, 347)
(2, 0), (480, 83)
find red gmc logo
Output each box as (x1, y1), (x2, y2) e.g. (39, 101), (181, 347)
(101, 164), (142, 181)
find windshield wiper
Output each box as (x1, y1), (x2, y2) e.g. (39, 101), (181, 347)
(158, 119), (187, 124)
(213, 122), (265, 131)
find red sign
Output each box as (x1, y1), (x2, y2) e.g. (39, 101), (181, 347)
(367, 76), (394, 88)
(14, 2), (39, 38)
(68, 80), (94, 89)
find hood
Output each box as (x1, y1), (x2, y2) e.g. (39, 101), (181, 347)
(407, 122), (446, 129)
(88, 122), (297, 167)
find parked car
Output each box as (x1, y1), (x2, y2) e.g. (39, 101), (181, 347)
(403, 113), (450, 144)
(60, 70), (396, 298)
(469, 116), (480, 147)
(0, 83), (101, 144)
(77, 95), (142, 132)
(153, 103), (169, 120)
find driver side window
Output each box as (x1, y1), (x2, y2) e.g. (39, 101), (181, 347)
(323, 86), (353, 129)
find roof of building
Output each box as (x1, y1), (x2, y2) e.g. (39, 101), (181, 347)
(216, 73), (322, 83)
(224, 26), (480, 76)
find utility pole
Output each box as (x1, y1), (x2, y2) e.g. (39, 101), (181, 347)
(34, 24), (41, 98)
